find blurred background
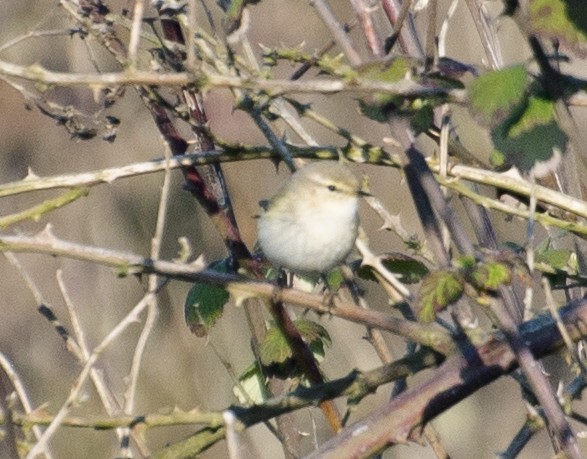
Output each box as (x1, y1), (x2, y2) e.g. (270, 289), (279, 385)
(0, 0), (585, 458)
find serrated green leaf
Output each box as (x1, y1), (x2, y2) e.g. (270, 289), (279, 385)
(529, 0), (587, 58)
(295, 319), (331, 346)
(356, 253), (429, 284)
(234, 363), (268, 405)
(491, 95), (568, 174)
(358, 96), (399, 122)
(507, 95), (555, 137)
(455, 255), (476, 270)
(468, 65), (527, 126)
(184, 259), (230, 337)
(535, 245), (571, 270)
(358, 56), (415, 82)
(259, 319), (331, 366)
(417, 271), (464, 323)
(357, 57), (418, 123)
(469, 262), (512, 291)
(409, 103), (435, 135)
(537, 249), (571, 270)
(357, 57), (452, 126)
(326, 268), (345, 291)
(259, 326), (291, 365)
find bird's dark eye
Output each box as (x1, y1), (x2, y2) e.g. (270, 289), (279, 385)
(327, 185), (336, 192)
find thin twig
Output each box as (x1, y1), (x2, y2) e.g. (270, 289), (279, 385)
(349, 0), (383, 57)
(0, 57), (467, 97)
(25, 288), (165, 459)
(310, 0), (362, 66)
(463, 0), (503, 69)
(128, 0), (146, 67)
(56, 271), (130, 449)
(0, 352), (54, 459)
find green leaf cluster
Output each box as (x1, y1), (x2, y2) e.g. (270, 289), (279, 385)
(359, 92), (437, 132)
(356, 252), (429, 284)
(417, 270), (465, 323)
(259, 319), (331, 367)
(184, 259), (231, 337)
(416, 253), (526, 322)
(468, 65), (568, 174)
(356, 57), (459, 131)
(528, 0), (587, 58)
(233, 320), (331, 404)
(261, 46), (355, 79)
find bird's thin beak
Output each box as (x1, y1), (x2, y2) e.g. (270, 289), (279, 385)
(358, 190), (372, 197)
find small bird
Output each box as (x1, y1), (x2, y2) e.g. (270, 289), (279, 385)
(257, 161), (365, 276)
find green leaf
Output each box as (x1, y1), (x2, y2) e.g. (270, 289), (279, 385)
(357, 57), (454, 127)
(409, 102), (435, 135)
(528, 0), (587, 58)
(469, 65), (569, 174)
(455, 255), (476, 270)
(259, 319), (331, 366)
(417, 271), (464, 323)
(536, 249), (571, 270)
(358, 56), (415, 83)
(295, 319), (331, 348)
(184, 259), (230, 337)
(507, 95), (555, 137)
(326, 268), (345, 291)
(260, 328), (291, 367)
(535, 239), (571, 270)
(469, 262), (512, 291)
(491, 95), (568, 174)
(356, 253), (430, 284)
(357, 57), (418, 123)
(357, 97), (398, 123)
(468, 65), (527, 126)
(234, 363), (269, 405)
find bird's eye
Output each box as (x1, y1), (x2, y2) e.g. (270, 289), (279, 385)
(327, 185), (336, 192)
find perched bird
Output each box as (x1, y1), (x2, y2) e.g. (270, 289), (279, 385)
(257, 161), (364, 276)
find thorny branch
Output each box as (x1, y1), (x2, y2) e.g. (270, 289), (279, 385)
(2, 0), (587, 458)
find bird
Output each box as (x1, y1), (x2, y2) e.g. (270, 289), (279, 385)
(257, 161), (364, 277)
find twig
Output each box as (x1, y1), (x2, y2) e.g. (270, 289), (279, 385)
(121, 150), (173, 457)
(543, 276), (586, 374)
(381, 0), (424, 57)
(127, 0), (146, 67)
(250, 107), (296, 172)
(0, 230), (456, 354)
(496, 406), (544, 459)
(349, 0), (383, 57)
(224, 410), (245, 459)
(0, 187), (89, 228)
(362, 194), (433, 262)
(0, 352), (54, 459)
(310, 0), (362, 66)
(56, 271), (130, 447)
(25, 288), (164, 459)
(355, 238), (414, 300)
(490, 293), (581, 459)
(304, 298), (587, 458)
(0, 58), (468, 97)
(463, 0), (503, 69)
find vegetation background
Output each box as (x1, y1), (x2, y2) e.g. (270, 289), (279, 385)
(0, 1), (586, 458)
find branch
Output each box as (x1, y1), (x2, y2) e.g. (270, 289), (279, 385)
(0, 187), (88, 228)
(0, 147), (348, 198)
(0, 58), (465, 98)
(306, 298), (587, 458)
(0, 229), (455, 354)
